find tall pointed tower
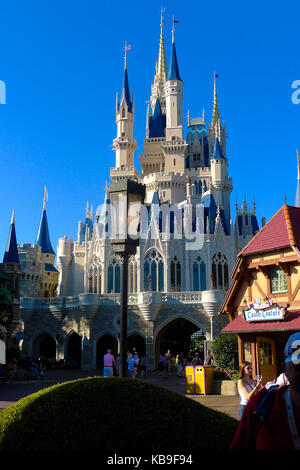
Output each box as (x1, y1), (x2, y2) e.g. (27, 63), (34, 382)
(36, 197), (56, 257)
(207, 73), (227, 157)
(162, 21), (187, 174)
(1, 210), (22, 341)
(3, 210), (20, 264)
(110, 47), (138, 182)
(150, 7), (168, 114)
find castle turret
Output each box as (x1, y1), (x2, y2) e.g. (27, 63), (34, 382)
(110, 46), (138, 182)
(36, 195), (55, 258)
(210, 137), (232, 225)
(3, 210), (20, 264)
(162, 21), (187, 175)
(165, 23), (183, 141)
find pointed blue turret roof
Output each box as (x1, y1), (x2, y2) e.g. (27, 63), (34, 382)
(3, 210), (20, 263)
(36, 206), (55, 255)
(149, 99), (165, 138)
(211, 137), (225, 160)
(121, 66), (132, 112)
(167, 40), (182, 81)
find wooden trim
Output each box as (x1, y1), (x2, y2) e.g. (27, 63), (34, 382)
(238, 337), (243, 362)
(252, 279), (267, 300)
(248, 255), (298, 270)
(292, 278), (300, 301)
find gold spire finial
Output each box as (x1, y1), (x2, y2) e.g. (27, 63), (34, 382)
(154, 7), (167, 85)
(212, 71), (220, 126)
(172, 14), (175, 44)
(86, 201), (93, 220)
(43, 185), (48, 210)
(253, 196), (256, 215)
(284, 194), (287, 205)
(187, 109), (190, 125)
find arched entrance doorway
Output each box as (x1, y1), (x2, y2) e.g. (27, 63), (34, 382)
(128, 333), (145, 356)
(155, 317), (205, 366)
(33, 333), (56, 360)
(96, 334), (118, 371)
(67, 332), (82, 368)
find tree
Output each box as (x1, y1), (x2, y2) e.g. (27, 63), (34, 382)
(212, 334), (238, 369)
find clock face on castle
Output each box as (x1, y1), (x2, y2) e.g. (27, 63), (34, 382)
(0, 304), (13, 326)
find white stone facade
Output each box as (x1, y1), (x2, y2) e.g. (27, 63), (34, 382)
(19, 19), (260, 370)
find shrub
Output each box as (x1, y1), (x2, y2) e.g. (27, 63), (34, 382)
(212, 334), (238, 369)
(0, 377), (238, 451)
(214, 367), (239, 381)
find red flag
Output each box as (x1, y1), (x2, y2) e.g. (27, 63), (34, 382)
(173, 20), (179, 23)
(125, 45), (131, 50)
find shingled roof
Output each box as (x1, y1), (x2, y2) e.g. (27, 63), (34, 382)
(239, 204), (300, 256)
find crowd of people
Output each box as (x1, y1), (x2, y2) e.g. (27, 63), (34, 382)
(0, 355), (53, 383)
(102, 349), (147, 379)
(101, 347), (214, 379)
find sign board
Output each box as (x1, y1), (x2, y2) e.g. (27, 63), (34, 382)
(243, 306), (285, 322)
(0, 339), (5, 364)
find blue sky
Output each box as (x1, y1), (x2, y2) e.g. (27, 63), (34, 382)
(0, 0), (300, 258)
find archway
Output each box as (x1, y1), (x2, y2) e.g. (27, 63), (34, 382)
(155, 317), (205, 366)
(128, 333), (146, 356)
(32, 333), (56, 360)
(96, 334), (118, 371)
(67, 332), (82, 368)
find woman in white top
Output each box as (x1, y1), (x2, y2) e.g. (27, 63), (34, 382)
(237, 361), (263, 418)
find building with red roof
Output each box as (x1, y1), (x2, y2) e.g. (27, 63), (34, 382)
(220, 203), (300, 382)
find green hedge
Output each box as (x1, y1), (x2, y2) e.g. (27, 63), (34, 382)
(0, 377), (238, 451)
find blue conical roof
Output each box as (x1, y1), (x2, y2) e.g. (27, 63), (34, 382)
(3, 211), (19, 263)
(211, 137), (225, 159)
(149, 99), (165, 138)
(36, 208), (55, 255)
(121, 67), (132, 112)
(167, 41), (182, 81)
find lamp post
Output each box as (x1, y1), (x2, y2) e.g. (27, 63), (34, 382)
(109, 179), (145, 377)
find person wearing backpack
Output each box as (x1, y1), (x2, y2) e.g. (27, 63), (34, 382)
(230, 333), (300, 450)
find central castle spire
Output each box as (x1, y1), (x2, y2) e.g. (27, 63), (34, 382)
(150, 8), (168, 113)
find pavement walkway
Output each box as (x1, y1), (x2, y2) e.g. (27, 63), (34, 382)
(0, 369), (240, 420)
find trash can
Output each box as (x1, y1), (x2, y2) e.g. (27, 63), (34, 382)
(195, 366), (214, 394)
(185, 365), (195, 394)
(185, 365), (214, 395)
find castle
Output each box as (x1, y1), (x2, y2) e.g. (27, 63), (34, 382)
(2, 13), (261, 370)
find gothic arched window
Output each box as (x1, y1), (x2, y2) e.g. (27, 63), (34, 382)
(211, 252), (228, 291)
(89, 265), (101, 294)
(144, 250), (164, 292)
(107, 258), (121, 293)
(128, 257), (137, 293)
(170, 256), (181, 291)
(193, 256), (206, 291)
